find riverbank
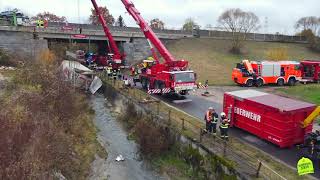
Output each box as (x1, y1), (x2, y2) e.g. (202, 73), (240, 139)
(101, 78), (240, 180)
(89, 94), (163, 180)
(0, 61), (106, 179)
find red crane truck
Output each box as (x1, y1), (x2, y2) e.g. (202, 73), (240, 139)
(90, 0), (125, 69)
(120, 0), (196, 96)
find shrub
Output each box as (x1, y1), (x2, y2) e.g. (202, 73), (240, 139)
(298, 29), (320, 52)
(0, 49), (19, 67)
(134, 119), (172, 156)
(266, 47), (288, 61)
(0, 58), (104, 179)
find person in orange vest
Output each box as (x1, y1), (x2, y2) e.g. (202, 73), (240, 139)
(204, 107), (214, 133)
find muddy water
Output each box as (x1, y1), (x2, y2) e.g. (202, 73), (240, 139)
(89, 94), (165, 180)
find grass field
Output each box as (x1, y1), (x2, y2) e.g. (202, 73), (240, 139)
(277, 84), (320, 105)
(166, 38), (320, 85)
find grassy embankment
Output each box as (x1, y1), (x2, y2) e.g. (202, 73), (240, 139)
(166, 38), (320, 85)
(277, 84), (320, 105)
(0, 53), (106, 179)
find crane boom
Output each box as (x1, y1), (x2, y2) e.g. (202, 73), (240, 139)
(90, 0), (122, 61)
(120, 0), (176, 63)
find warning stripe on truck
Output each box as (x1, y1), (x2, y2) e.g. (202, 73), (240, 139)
(197, 84), (208, 89)
(147, 88), (171, 94)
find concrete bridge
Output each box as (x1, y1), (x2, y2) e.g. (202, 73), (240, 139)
(0, 25), (192, 42)
(0, 25), (193, 63)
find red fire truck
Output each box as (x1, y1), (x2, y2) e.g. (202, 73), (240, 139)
(232, 60), (302, 87)
(300, 60), (320, 84)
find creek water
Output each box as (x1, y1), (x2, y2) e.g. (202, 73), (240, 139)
(89, 94), (165, 180)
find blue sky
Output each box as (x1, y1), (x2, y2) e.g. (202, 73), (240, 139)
(0, 0), (319, 35)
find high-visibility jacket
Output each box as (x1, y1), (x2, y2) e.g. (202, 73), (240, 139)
(112, 70), (117, 76)
(220, 119), (230, 128)
(220, 123), (229, 129)
(106, 67), (112, 74)
(205, 111), (212, 122)
(212, 113), (218, 123)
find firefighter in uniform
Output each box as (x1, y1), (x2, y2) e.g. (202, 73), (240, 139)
(204, 107), (214, 133)
(106, 66), (112, 78)
(211, 109), (219, 135)
(112, 69), (118, 80)
(220, 112), (230, 140)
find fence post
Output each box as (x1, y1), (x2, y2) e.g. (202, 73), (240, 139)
(256, 161), (262, 178)
(181, 118), (185, 130)
(168, 110), (171, 126)
(157, 102), (160, 115)
(223, 141), (227, 156)
(133, 89), (136, 99)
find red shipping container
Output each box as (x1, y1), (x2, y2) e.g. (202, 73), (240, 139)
(223, 90), (316, 148)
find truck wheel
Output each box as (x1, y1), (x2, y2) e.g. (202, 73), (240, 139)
(256, 79), (263, 87)
(154, 81), (160, 89)
(146, 79), (150, 89)
(277, 79), (284, 86)
(246, 79), (253, 87)
(288, 78), (296, 86)
(141, 78), (148, 89)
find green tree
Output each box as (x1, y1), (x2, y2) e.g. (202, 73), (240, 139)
(298, 29), (320, 52)
(182, 18), (199, 31)
(115, 15), (125, 27)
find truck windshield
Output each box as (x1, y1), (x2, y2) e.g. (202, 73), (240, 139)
(175, 73), (195, 83)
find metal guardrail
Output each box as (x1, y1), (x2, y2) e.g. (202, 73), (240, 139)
(101, 77), (292, 180)
(0, 22), (307, 43)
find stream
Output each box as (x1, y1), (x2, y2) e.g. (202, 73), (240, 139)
(89, 94), (165, 180)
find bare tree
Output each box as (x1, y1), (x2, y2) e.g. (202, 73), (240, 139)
(218, 8), (260, 54)
(89, 6), (114, 25)
(31, 11), (66, 23)
(295, 16), (320, 35)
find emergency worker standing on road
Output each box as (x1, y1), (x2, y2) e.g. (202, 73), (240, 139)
(211, 109), (219, 135)
(204, 107), (214, 133)
(220, 112), (230, 140)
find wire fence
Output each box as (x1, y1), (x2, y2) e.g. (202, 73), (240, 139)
(100, 76), (298, 180)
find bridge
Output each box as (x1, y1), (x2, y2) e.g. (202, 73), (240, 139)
(0, 25), (193, 42)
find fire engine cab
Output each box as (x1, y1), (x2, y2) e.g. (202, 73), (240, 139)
(232, 60), (302, 87)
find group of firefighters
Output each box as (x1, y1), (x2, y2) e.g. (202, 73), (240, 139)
(204, 107), (230, 140)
